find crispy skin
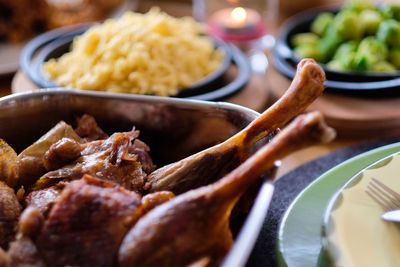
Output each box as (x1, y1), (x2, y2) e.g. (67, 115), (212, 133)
(145, 59), (326, 194)
(35, 130), (154, 192)
(0, 139), (18, 188)
(43, 138), (82, 171)
(119, 112), (336, 267)
(25, 182), (67, 216)
(7, 237), (46, 267)
(0, 181), (21, 249)
(17, 121), (82, 187)
(37, 175), (142, 267)
(74, 114), (108, 141)
(18, 206), (44, 239)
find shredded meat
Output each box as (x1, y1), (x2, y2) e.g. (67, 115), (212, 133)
(35, 130), (154, 192)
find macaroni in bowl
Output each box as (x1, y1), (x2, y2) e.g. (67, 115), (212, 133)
(43, 8), (223, 96)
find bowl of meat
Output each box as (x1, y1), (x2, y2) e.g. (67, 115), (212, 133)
(0, 59), (334, 267)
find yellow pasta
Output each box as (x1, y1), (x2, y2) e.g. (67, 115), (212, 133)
(43, 8), (223, 96)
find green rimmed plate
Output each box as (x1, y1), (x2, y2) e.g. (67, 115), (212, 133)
(277, 142), (400, 267)
(323, 152), (400, 267)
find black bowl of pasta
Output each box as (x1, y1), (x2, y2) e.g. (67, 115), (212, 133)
(21, 12), (252, 101)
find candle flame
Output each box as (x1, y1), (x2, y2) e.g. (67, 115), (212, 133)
(231, 7), (247, 25)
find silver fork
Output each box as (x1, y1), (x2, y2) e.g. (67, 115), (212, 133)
(366, 178), (400, 222)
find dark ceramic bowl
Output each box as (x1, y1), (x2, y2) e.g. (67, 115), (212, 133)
(21, 24), (251, 101)
(274, 7), (400, 95)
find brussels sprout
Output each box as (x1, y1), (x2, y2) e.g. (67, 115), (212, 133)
(343, 0), (375, 13)
(334, 10), (364, 40)
(311, 12), (334, 36)
(377, 19), (400, 47)
(352, 37), (388, 70)
(291, 33), (320, 47)
(352, 53), (369, 71)
(357, 36), (388, 62)
(332, 41), (358, 69)
(360, 9), (383, 35)
(371, 61), (397, 72)
(317, 25), (344, 63)
(389, 49), (400, 69)
(380, 4), (400, 20)
(334, 41), (358, 60)
(294, 45), (321, 61)
(327, 60), (346, 71)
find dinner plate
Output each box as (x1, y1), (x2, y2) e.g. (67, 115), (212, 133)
(277, 142), (400, 267)
(323, 152), (400, 267)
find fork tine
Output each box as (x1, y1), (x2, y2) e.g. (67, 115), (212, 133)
(366, 185), (393, 211)
(371, 178), (400, 201)
(371, 178), (400, 208)
(366, 178), (400, 211)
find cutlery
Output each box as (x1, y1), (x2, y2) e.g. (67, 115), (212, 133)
(366, 177), (400, 222)
(382, 210), (400, 223)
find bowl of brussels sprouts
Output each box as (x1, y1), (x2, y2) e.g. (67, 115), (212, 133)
(273, 1), (400, 94)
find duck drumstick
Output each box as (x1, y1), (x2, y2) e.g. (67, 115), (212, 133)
(145, 58), (325, 194)
(119, 111), (336, 267)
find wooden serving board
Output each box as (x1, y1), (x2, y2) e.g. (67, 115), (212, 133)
(268, 65), (400, 138)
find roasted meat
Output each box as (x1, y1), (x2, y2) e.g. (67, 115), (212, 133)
(0, 140), (18, 188)
(5, 206), (46, 267)
(17, 121), (82, 187)
(34, 129), (155, 192)
(118, 112), (336, 267)
(0, 181), (21, 250)
(6, 237), (46, 267)
(43, 138), (83, 171)
(25, 182), (67, 216)
(37, 175), (143, 267)
(145, 59), (326, 194)
(74, 114), (109, 141)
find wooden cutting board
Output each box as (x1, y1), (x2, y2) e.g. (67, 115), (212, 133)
(268, 65), (400, 138)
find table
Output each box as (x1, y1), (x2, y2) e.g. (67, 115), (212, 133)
(1, 0), (398, 180)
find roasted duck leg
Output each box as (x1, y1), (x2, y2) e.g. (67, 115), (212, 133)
(36, 175), (174, 267)
(145, 59), (325, 194)
(119, 111), (336, 267)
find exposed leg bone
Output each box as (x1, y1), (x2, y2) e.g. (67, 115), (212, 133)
(145, 59), (325, 194)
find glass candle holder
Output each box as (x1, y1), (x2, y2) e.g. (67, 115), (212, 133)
(193, 0), (278, 44)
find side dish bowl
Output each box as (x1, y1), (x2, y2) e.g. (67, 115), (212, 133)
(20, 24), (251, 101)
(273, 7), (400, 95)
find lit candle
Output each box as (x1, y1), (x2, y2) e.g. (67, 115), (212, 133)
(208, 7), (265, 42)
